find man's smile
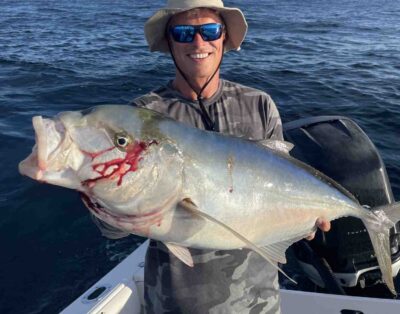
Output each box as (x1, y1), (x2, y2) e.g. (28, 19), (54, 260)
(188, 52), (212, 60)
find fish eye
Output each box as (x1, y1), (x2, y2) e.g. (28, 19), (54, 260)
(117, 137), (128, 146)
(114, 133), (131, 150)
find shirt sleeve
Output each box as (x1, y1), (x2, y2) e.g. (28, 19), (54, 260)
(263, 94), (284, 141)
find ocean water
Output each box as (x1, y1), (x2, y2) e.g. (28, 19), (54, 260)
(1, 0), (399, 313)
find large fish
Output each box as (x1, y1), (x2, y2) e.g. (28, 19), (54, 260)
(19, 105), (400, 294)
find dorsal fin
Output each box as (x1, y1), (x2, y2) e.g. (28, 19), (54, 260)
(279, 153), (359, 204)
(256, 139), (294, 154)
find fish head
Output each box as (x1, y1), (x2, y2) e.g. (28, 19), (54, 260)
(19, 105), (184, 220)
(19, 111), (85, 189)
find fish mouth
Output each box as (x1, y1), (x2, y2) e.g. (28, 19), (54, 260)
(18, 149), (42, 180)
(19, 116), (65, 181)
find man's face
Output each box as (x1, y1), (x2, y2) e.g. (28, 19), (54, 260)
(168, 9), (225, 80)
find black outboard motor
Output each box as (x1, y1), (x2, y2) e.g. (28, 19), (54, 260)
(283, 116), (400, 295)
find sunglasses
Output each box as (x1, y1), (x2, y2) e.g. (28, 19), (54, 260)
(169, 23), (224, 43)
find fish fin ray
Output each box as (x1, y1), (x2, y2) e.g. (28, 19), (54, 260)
(179, 198), (297, 284)
(164, 242), (194, 267)
(256, 139), (294, 154)
(260, 245), (286, 264)
(362, 203), (400, 295)
(372, 201), (400, 225)
(278, 153), (359, 203)
(262, 234), (311, 264)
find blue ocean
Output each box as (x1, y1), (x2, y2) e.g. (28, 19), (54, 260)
(1, 0), (399, 313)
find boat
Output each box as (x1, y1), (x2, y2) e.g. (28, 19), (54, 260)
(61, 240), (400, 314)
(61, 116), (400, 313)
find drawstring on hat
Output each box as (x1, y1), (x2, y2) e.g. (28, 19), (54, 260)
(166, 23), (225, 131)
(144, 1), (248, 130)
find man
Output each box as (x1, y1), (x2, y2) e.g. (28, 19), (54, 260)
(93, 1), (330, 313)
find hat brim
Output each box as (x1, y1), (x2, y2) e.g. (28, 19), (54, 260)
(144, 7), (248, 53)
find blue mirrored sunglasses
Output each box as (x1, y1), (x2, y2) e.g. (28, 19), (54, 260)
(169, 23), (224, 43)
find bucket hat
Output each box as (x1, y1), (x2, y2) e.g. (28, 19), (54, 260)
(144, 0), (248, 53)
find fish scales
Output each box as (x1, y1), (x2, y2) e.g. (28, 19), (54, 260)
(19, 105), (400, 295)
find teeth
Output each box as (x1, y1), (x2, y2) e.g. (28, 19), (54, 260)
(190, 53), (209, 59)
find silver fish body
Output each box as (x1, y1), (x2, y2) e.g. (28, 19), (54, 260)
(19, 105), (400, 294)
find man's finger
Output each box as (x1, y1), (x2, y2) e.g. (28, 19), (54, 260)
(305, 233), (315, 241)
(306, 218), (331, 241)
(316, 218), (331, 232)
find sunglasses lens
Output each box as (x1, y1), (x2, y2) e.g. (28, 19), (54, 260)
(200, 24), (222, 41)
(170, 24), (223, 43)
(170, 25), (195, 43)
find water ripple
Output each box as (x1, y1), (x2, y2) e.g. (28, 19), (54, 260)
(1, 0), (400, 313)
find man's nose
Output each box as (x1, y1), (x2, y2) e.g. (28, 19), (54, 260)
(192, 32), (205, 45)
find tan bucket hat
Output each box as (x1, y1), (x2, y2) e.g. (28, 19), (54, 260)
(144, 0), (248, 53)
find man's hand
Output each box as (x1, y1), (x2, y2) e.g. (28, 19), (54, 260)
(306, 218), (331, 240)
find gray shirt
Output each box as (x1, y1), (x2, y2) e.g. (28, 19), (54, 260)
(93, 79), (283, 314)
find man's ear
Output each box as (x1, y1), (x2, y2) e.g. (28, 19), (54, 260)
(223, 31), (228, 43)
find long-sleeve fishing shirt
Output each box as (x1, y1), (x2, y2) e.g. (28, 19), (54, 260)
(92, 79), (283, 314)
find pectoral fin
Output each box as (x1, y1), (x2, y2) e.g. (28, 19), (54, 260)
(262, 233), (313, 264)
(179, 198), (297, 284)
(261, 244), (287, 264)
(164, 242), (194, 267)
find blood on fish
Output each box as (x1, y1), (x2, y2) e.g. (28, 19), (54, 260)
(82, 140), (157, 187)
(80, 193), (103, 217)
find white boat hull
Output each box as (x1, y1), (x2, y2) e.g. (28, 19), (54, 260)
(61, 241), (400, 314)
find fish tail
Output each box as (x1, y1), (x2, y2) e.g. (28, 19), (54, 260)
(361, 201), (400, 296)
